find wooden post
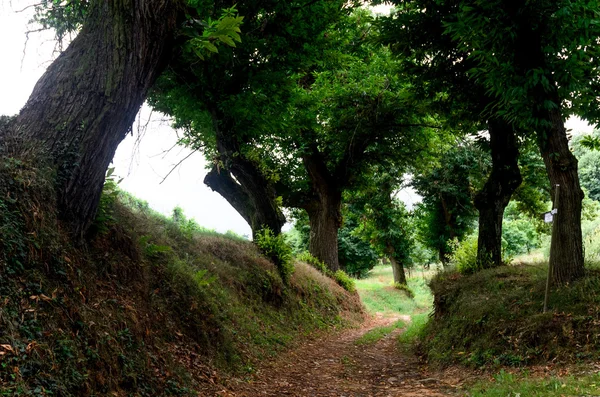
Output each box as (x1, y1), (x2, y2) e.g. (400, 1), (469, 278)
(544, 184), (560, 313)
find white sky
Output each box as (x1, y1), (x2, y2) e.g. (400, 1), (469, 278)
(0, 3), (594, 237)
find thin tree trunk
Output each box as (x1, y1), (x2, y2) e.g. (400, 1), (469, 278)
(14, 0), (180, 238)
(474, 119), (522, 269)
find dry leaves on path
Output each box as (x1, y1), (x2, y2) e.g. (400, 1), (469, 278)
(223, 314), (459, 397)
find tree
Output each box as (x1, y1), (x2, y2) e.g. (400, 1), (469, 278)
(2, 0), (180, 238)
(149, 0), (349, 238)
(349, 169), (415, 285)
(442, 0), (600, 283)
(376, 2), (523, 270)
(152, 8), (436, 271)
(3, 1), (242, 238)
(412, 143), (485, 264)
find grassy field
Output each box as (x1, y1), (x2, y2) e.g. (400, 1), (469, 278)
(355, 265), (434, 317)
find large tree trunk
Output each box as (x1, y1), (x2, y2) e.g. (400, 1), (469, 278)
(474, 119), (522, 269)
(538, 110), (584, 284)
(204, 164), (286, 239)
(508, 4), (585, 284)
(207, 115), (286, 238)
(13, 0), (180, 238)
(303, 147), (343, 271)
(306, 197), (342, 272)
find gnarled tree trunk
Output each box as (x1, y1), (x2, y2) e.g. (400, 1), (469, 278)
(303, 148), (343, 272)
(509, 5), (585, 284)
(204, 164), (286, 239)
(206, 115), (286, 238)
(14, 0), (180, 238)
(474, 119), (522, 269)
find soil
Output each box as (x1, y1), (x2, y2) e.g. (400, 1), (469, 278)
(210, 314), (470, 397)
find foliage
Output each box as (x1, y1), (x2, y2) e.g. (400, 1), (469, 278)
(573, 131), (600, 202)
(255, 228), (294, 284)
(333, 270), (356, 293)
(448, 235), (479, 274)
(93, 167), (122, 235)
(501, 202), (543, 258)
(337, 208), (379, 278)
(412, 143), (484, 263)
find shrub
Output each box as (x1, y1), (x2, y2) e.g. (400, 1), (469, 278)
(448, 236), (479, 274)
(255, 228), (294, 284)
(333, 270), (356, 293)
(297, 252), (356, 292)
(297, 251), (328, 274)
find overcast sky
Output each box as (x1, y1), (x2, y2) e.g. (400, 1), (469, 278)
(0, 2), (594, 237)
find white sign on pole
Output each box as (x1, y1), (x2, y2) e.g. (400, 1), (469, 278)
(544, 212), (553, 223)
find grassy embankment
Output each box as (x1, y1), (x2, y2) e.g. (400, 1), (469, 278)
(421, 256), (600, 395)
(0, 155), (364, 396)
(353, 259), (600, 395)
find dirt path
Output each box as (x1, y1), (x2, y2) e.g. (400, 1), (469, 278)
(220, 315), (461, 397)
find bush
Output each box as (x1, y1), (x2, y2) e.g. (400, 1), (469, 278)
(297, 252), (356, 292)
(333, 270), (356, 293)
(297, 251), (328, 273)
(255, 228), (294, 284)
(448, 236), (479, 274)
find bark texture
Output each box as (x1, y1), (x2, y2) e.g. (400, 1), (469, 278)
(508, 5), (585, 284)
(474, 119), (522, 269)
(205, 115), (286, 238)
(387, 245), (407, 285)
(303, 148), (343, 272)
(14, 0), (181, 237)
(539, 111), (585, 284)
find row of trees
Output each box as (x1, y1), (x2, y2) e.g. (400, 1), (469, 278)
(2, 0), (599, 285)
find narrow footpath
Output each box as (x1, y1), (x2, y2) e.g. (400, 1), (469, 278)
(220, 315), (463, 397)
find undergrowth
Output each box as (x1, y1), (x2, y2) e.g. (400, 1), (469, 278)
(297, 252), (356, 293)
(422, 264), (600, 368)
(0, 155), (364, 396)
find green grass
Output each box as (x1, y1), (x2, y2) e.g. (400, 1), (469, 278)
(397, 312), (429, 345)
(469, 370), (600, 396)
(424, 263), (600, 368)
(354, 319), (406, 346)
(355, 265), (433, 316)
